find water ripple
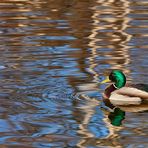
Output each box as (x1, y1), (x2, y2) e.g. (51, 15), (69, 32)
(0, 0), (147, 147)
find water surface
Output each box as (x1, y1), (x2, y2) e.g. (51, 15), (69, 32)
(0, 0), (147, 147)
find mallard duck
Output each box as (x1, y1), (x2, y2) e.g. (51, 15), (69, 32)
(101, 70), (148, 111)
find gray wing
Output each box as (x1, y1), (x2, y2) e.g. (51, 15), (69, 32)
(131, 84), (148, 92)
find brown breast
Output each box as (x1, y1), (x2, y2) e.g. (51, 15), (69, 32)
(104, 84), (117, 99)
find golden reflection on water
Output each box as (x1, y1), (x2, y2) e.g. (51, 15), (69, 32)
(76, 95), (98, 148)
(88, 0), (132, 75)
(75, 95), (124, 148)
(74, 0), (138, 147)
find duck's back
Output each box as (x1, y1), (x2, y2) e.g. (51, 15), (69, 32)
(131, 84), (148, 92)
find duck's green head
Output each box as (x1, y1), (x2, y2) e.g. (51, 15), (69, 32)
(102, 70), (126, 89)
(109, 70), (126, 88)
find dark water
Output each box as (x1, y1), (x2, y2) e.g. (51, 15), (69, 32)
(0, 0), (147, 147)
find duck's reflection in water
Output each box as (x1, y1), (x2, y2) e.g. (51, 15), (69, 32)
(108, 107), (125, 126)
(104, 99), (148, 126)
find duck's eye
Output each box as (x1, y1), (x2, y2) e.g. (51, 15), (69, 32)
(109, 73), (115, 81)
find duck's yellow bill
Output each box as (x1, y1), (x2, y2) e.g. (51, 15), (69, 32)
(101, 76), (110, 84)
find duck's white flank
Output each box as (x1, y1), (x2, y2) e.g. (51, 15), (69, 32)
(109, 87), (148, 106)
